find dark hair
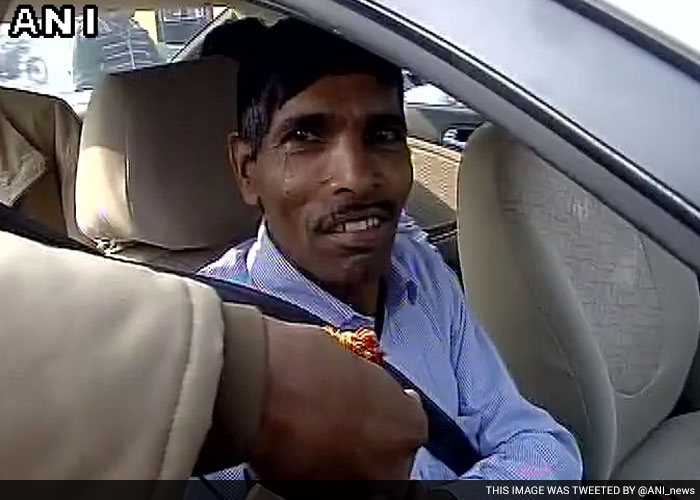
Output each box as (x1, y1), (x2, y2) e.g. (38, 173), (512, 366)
(200, 17), (267, 60)
(237, 19), (404, 159)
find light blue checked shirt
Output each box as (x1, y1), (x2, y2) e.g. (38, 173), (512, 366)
(198, 214), (582, 481)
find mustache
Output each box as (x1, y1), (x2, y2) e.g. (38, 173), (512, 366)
(314, 201), (397, 233)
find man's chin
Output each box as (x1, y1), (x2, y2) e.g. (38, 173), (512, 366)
(302, 229), (395, 292)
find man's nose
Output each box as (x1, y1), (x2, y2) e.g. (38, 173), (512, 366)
(328, 135), (379, 194)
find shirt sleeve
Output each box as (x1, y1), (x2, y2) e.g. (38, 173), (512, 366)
(447, 271), (583, 480)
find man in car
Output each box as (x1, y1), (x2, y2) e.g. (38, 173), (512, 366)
(199, 19), (583, 481)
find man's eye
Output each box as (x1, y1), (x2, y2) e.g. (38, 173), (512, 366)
(368, 129), (404, 143)
(289, 129), (321, 142)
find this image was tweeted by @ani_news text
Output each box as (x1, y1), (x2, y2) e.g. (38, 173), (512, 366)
(478, 482), (698, 499)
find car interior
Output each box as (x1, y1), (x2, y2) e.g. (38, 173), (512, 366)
(1, 0), (699, 482)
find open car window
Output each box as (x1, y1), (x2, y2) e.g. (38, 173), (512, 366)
(403, 70), (464, 106)
(0, 6), (228, 115)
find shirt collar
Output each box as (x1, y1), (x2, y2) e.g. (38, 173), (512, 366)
(247, 223), (418, 329)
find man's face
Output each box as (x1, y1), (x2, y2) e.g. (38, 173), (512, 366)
(232, 73), (412, 299)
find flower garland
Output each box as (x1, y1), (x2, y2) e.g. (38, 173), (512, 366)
(323, 325), (384, 365)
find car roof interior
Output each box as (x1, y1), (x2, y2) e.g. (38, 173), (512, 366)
(1, 0), (699, 481)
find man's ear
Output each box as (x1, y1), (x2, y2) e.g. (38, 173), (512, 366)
(228, 132), (259, 206)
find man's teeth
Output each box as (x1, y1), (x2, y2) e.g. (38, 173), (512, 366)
(334, 217), (381, 233)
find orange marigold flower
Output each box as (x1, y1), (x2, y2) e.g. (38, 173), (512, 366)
(323, 325), (384, 364)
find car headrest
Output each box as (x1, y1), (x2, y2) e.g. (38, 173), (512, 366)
(76, 57), (259, 250)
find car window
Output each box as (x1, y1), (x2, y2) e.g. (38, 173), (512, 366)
(0, 6), (228, 115)
(402, 70), (463, 106)
(401, 70), (482, 151)
(405, 83), (461, 106)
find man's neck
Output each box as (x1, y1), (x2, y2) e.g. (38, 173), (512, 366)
(328, 280), (380, 317)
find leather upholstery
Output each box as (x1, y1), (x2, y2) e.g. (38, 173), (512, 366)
(76, 56), (260, 252)
(457, 124), (700, 479)
(613, 412), (700, 480)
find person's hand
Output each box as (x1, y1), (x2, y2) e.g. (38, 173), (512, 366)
(248, 316), (427, 480)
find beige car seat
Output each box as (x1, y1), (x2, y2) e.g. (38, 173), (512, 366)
(75, 57), (260, 272)
(457, 124), (700, 480)
(0, 87), (89, 245)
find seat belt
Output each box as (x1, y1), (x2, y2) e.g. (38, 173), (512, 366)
(374, 276), (480, 476)
(0, 202), (99, 254)
(0, 203), (481, 476)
